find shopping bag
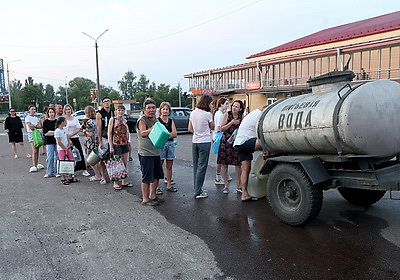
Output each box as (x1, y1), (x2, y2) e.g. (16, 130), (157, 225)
(57, 156), (75, 174)
(32, 128), (44, 148)
(105, 156), (127, 181)
(213, 131), (223, 154)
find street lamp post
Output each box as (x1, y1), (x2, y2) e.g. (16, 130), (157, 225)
(6, 59), (21, 109)
(82, 29), (108, 105)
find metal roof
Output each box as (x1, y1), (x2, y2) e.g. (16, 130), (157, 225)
(247, 11), (400, 60)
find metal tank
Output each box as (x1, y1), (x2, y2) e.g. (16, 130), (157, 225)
(258, 71), (400, 158)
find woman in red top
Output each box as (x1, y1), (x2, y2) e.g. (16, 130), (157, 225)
(107, 105), (132, 190)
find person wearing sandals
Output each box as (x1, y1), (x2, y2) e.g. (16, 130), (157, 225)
(25, 105), (44, 172)
(188, 95), (215, 199)
(217, 100), (244, 194)
(156, 102), (178, 194)
(4, 107), (31, 159)
(42, 107), (59, 178)
(64, 104), (90, 177)
(107, 104), (132, 190)
(54, 117), (79, 185)
(96, 96), (115, 185)
(82, 106), (102, 182)
(137, 99), (165, 206)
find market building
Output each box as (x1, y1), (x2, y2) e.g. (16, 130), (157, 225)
(184, 11), (400, 111)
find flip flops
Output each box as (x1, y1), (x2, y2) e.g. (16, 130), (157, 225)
(122, 183), (133, 187)
(166, 187), (177, 192)
(242, 196), (258, 202)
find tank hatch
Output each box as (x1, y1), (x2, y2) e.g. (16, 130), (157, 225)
(307, 70), (355, 87)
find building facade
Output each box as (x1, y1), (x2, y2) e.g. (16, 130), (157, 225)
(184, 11), (400, 111)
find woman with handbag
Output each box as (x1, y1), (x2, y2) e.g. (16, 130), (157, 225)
(107, 104), (130, 191)
(217, 100), (244, 194)
(54, 117), (79, 185)
(4, 107), (31, 159)
(64, 104), (90, 177)
(25, 105), (44, 173)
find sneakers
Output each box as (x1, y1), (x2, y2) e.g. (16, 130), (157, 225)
(37, 164), (45, 169)
(26, 154), (32, 158)
(228, 175), (232, 181)
(43, 173), (50, 178)
(55, 174), (61, 178)
(29, 166), (38, 173)
(164, 177), (175, 185)
(223, 187), (229, 194)
(14, 155), (18, 159)
(142, 200), (159, 206)
(236, 187), (243, 193)
(129, 156), (133, 161)
(82, 170), (91, 177)
(195, 192), (208, 199)
(100, 179), (107, 185)
(214, 178), (225, 185)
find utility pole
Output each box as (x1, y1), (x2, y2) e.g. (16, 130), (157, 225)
(65, 76), (69, 105)
(5, 59), (20, 109)
(82, 29), (108, 106)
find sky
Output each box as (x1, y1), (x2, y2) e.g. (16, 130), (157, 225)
(1, 0), (399, 92)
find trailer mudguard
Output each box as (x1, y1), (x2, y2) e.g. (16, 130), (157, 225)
(261, 156), (331, 185)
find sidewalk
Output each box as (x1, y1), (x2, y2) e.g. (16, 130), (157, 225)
(0, 134), (225, 280)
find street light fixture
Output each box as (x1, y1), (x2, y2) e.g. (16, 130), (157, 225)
(6, 59), (21, 109)
(82, 29), (108, 105)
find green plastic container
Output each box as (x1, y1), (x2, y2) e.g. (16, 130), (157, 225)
(149, 122), (171, 149)
(248, 173), (268, 198)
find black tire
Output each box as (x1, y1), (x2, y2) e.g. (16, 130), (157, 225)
(337, 187), (386, 207)
(267, 164), (323, 226)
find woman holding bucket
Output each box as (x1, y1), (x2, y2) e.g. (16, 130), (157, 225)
(82, 106), (102, 181)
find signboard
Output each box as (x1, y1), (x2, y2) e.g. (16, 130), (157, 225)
(0, 91), (9, 103)
(246, 81), (261, 90)
(191, 89), (216, 95)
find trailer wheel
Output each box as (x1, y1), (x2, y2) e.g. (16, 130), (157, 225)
(337, 188), (386, 207)
(267, 164), (323, 226)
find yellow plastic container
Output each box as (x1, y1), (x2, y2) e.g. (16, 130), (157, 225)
(149, 122), (171, 149)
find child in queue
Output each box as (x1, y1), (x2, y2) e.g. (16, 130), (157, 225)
(55, 117), (79, 185)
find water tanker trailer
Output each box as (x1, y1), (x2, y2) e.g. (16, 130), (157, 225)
(257, 70), (400, 226)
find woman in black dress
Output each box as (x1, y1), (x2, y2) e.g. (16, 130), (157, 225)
(4, 108), (31, 158)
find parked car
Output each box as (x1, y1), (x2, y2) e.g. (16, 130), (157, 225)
(72, 110), (87, 124)
(169, 107), (192, 132)
(123, 107), (192, 133)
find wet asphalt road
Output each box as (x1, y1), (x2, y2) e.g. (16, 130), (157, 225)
(127, 133), (400, 280)
(1, 131), (400, 279)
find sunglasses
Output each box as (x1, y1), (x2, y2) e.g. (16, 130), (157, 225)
(10, 110), (16, 113)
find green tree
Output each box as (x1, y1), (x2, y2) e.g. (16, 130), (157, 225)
(19, 85), (45, 111)
(66, 77), (96, 110)
(43, 84), (55, 106)
(118, 70), (137, 100)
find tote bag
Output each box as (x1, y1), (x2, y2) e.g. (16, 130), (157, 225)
(105, 156), (127, 181)
(57, 156), (75, 175)
(32, 128), (44, 148)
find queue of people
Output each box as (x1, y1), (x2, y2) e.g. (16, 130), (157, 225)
(4, 96), (266, 206)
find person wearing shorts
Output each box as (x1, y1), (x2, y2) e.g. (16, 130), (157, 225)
(234, 108), (264, 202)
(157, 101), (178, 194)
(107, 105), (132, 190)
(137, 99), (164, 206)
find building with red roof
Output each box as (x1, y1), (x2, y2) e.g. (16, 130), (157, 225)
(184, 11), (400, 110)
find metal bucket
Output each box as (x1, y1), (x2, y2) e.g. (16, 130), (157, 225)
(87, 150), (102, 166)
